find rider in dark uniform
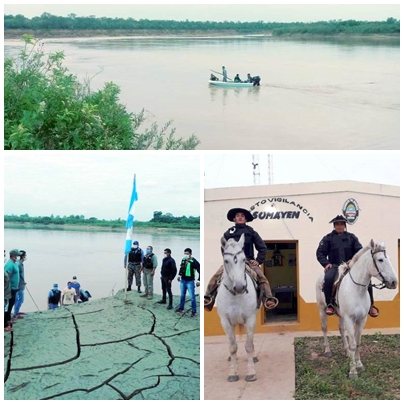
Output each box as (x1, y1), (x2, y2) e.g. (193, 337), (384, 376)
(204, 207), (277, 311)
(316, 215), (379, 317)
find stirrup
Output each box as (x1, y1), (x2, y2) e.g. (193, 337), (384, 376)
(369, 305), (379, 318)
(264, 297), (279, 310)
(204, 295), (213, 307)
(325, 305), (336, 316)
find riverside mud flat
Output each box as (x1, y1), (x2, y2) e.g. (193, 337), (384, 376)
(4, 291), (200, 400)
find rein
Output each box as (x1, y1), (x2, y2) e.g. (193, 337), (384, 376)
(222, 249), (248, 295)
(348, 248), (388, 290)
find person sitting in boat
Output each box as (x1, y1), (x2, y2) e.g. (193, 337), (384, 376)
(210, 74), (219, 81)
(234, 74), (242, 83)
(252, 76), (261, 86)
(245, 73), (253, 83)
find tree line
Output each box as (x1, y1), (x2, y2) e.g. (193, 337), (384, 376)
(4, 14), (400, 35)
(4, 212), (200, 229)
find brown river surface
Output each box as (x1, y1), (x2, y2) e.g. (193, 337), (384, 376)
(4, 35), (400, 150)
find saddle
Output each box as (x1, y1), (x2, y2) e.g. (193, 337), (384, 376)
(320, 263), (350, 309)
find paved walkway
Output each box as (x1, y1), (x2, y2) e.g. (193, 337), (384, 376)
(204, 328), (399, 400)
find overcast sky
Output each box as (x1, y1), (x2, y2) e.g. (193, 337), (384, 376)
(204, 153), (400, 189)
(4, 153), (201, 221)
(4, 4), (400, 22)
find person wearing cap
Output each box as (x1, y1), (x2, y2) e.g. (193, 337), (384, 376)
(62, 281), (76, 306)
(13, 250), (27, 319)
(124, 241), (144, 293)
(71, 276), (81, 303)
(204, 208), (277, 311)
(316, 215), (378, 317)
(48, 283), (62, 309)
(4, 249), (21, 331)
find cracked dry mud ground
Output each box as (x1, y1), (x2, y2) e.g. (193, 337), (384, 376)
(4, 291), (200, 400)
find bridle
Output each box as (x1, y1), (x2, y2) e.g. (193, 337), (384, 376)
(222, 249), (248, 295)
(348, 247), (388, 290)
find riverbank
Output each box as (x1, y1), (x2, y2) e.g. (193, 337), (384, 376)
(4, 222), (199, 233)
(4, 290), (200, 400)
(4, 29), (399, 40)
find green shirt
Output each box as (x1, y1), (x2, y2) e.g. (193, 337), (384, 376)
(4, 259), (20, 290)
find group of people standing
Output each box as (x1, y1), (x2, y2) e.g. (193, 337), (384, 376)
(125, 241), (200, 317)
(4, 248), (92, 332)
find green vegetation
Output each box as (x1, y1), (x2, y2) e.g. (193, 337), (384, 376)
(294, 334), (399, 400)
(4, 211), (200, 230)
(4, 35), (200, 150)
(4, 14), (400, 36)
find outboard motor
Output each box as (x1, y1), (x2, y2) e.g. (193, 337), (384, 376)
(252, 76), (261, 86)
(210, 74), (219, 81)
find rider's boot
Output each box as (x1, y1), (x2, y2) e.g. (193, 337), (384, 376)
(249, 262), (278, 310)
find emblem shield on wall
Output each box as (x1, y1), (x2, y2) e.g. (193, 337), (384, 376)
(342, 198), (360, 224)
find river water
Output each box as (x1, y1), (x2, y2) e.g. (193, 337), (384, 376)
(4, 228), (200, 313)
(4, 35), (399, 149)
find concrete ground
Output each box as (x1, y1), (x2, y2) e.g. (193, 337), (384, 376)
(204, 327), (399, 400)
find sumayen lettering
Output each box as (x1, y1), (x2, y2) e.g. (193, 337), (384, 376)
(250, 198), (314, 222)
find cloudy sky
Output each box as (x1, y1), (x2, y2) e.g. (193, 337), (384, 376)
(204, 152), (400, 189)
(4, 4), (400, 22)
(4, 152), (201, 221)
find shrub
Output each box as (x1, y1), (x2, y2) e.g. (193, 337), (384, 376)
(4, 35), (200, 150)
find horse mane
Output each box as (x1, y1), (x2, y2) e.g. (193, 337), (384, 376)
(336, 244), (371, 281)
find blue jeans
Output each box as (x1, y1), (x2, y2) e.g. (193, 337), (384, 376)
(14, 290), (25, 316)
(48, 303), (59, 310)
(180, 280), (196, 313)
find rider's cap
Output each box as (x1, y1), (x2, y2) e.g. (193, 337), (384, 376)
(329, 215), (347, 224)
(227, 208), (254, 222)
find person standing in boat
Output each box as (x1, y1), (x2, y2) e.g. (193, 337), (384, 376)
(234, 74), (242, 83)
(222, 66), (228, 82)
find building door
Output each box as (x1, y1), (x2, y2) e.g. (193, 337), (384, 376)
(263, 241), (298, 324)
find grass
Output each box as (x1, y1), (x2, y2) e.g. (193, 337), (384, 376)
(294, 333), (399, 400)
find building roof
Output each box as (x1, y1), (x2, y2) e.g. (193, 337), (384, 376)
(205, 180), (399, 202)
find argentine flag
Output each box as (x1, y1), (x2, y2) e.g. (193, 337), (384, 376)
(125, 175), (138, 254)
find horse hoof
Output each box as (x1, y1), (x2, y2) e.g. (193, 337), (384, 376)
(357, 366), (365, 372)
(227, 356), (231, 362)
(253, 357), (259, 363)
(227, 375), (239, 382)
(245, 374), (257, 382)
(348, 373), (358, 380)
(324, 352), (332, 358)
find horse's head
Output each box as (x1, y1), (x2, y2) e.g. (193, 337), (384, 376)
(369, 239), (398, 289)
(221, 233), (247, 295)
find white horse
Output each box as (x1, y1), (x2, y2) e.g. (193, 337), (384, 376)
(316, 240), (398, 379)
(217, 233), (259, 382)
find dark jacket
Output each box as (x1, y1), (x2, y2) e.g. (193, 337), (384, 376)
(223, 224), (267, 264)
(316, 230), (363, 268)
(161, 256), (177, 280)
(179, 257), (200, 281)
